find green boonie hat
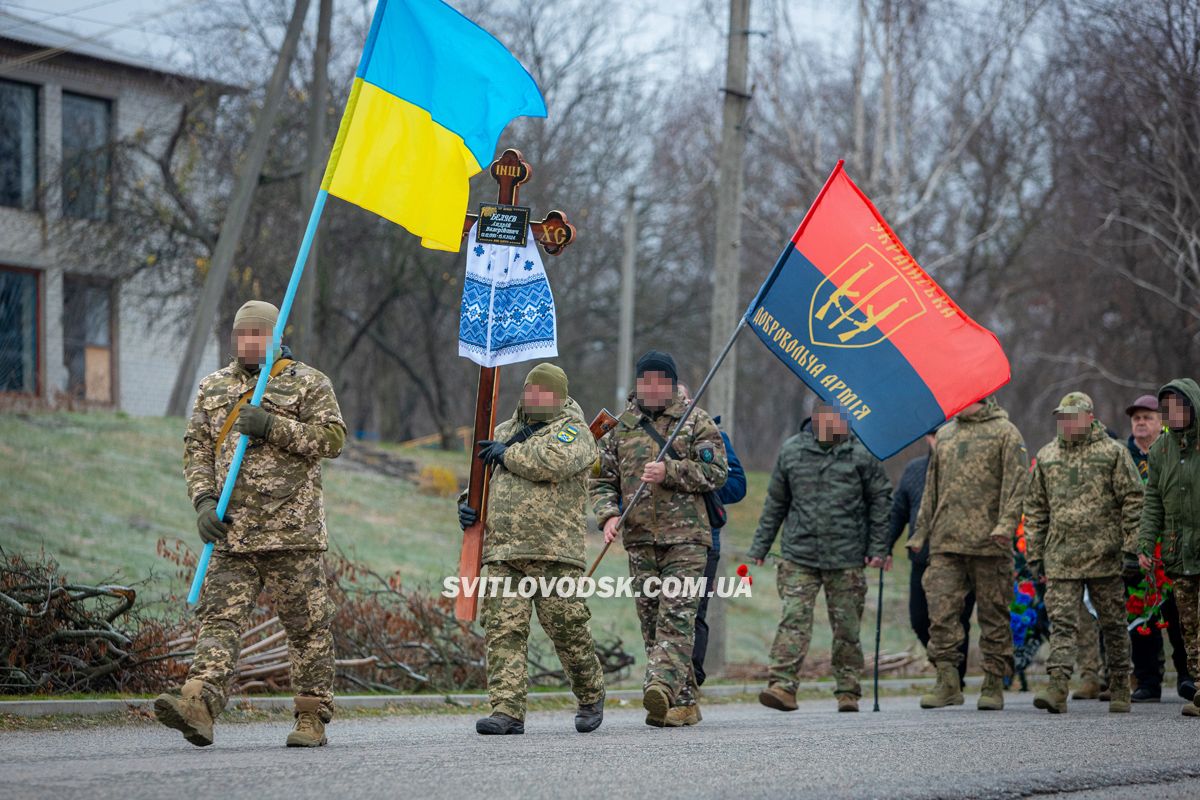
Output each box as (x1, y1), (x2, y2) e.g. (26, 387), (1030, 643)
(1054, 391), (1094, 415)
(233, 300), (279, 332)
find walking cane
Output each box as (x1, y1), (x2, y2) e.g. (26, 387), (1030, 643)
(873, 566), (885, 712)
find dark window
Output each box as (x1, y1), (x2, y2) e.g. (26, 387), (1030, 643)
(62, 92), (111, 220)
(0, 79), (38, 210)
(63, 277), (114, 404)
(0, 268), (39, 394)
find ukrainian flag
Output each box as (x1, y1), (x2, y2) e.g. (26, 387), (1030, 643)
(322, 0), (546, 251)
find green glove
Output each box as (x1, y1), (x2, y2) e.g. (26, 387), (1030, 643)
(234, 405), (274, 440)
(196, 496), (229, 545)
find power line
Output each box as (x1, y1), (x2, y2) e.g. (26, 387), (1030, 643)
(0, 0), (129, 36)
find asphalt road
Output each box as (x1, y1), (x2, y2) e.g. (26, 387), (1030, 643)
(4, 693), (1200, 800)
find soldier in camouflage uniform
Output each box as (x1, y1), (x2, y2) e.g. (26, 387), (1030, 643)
(458, 363), (605, 735)
(748, 401), (892, 713)
(909, 396), (1028, 711)
(1025, 392), (1143, 714)
(592, 350), (728, 727)
(1137, 379), (1200, 717)
(154, 300), (346, 748)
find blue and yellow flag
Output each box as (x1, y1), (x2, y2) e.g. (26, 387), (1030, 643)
(321, 0), (546, 251)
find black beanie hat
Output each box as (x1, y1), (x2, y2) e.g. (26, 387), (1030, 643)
(636, 350), (678, 382)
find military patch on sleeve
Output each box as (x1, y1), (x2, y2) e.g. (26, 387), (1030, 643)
(699, 444), (715, 463)
(556, 424), (579, 443)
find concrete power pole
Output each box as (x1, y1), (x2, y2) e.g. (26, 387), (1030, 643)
(705, 0), (753, 679)
(166, 0), (314, 416)
(616, 186), (636, 408)
(293, 0), (332, 364)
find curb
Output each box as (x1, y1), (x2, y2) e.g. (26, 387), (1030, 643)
(0, 677), (950, 718)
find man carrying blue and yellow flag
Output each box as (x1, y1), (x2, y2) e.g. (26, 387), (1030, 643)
(322, 0), (546, 251)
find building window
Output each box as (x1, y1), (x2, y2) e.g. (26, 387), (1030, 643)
(63, 276), (115, 404)
(62, 92), (111, 221)
(0, 267), (39, 394)
(0, 79), (38, 211)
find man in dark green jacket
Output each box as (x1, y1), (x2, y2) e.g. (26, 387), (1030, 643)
(1137, 378), (1200, 717)
(748, 401), (892, 713)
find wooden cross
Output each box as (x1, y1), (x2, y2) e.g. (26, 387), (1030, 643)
(455, 148), (577, 621)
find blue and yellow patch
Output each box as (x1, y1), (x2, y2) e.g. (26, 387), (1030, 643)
(556, 424), (579, 443)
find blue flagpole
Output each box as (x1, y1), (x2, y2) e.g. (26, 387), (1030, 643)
(187, 189), (330, 605)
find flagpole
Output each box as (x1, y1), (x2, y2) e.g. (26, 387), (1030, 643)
(187, 190), (330, 605)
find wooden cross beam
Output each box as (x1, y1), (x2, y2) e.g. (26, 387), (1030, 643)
(455, 148), (578, 622)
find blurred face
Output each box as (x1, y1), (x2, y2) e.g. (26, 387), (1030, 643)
(1163, 393), (1193, 431)
(958, 401), (985, 418)
(636, 371), (675, 410)
(233, 324), (271, 369)
(1130, 409), (1161, 442)
(522, 383), (563, 419)
(1056, 411), (1093, 441)
(814, 404), (850, 442)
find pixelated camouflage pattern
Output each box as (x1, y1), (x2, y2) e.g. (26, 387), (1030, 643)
(484, 398), (598, 569)
(1175, 575), (1200, 678)
(627, 543), (708, 705)
(189, 550), (336, 720)
(479, 559), (604, 722)
(183, 359), (346, 553)
(1075, 597), (1104, 682)
(1139, 379), (1200, 576)
(591, 391), (728, 548)
(1024, 421), (1144, 579)
(1044, 576), (1130, 681)
(924, 553), (1014, 677)
(748, 423), (892, 568)
(767, 560), (867, 697)
(910, 398), (1029, 556)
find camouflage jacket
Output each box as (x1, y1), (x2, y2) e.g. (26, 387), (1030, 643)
(591, 392), (728, 548)
(1139, 378), (1200, 576)
(482, 398), (598, 569)
(183, 359), (346, 553)
(910, 399), (1029, 557)
(1024, 421), (1144, 579)
(748, 421), (892, 569)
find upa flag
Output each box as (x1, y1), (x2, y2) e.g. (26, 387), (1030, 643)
(458, 221), (557, 367)
(321, 0), (546, 251)
(746, 161), (1010, 459)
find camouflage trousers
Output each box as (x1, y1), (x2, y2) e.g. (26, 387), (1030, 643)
(190, 550), (336, 720)
(768, 560), (866, 697)
(1044, 576), (1130, 681)
(924, 553), (1013, 677)
(1173, 574), (1200, 679)
(627, 543), (708, 706)
(1074, 595), (1106, 683)
(480, 559), (605, 722)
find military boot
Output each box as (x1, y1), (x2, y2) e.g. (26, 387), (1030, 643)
(1182, 702), (1200, 717)
(643, 683), (671, 727)
(476, 712), (524, 735)
(1108, 674), (1131, 713)
(920, 663), (965, 709)
(758, 683), (798, 712)
(575, 690), (604, 733)
(1034, 672), (1069, 714)
(664, 704), (702, 726)
(836, 694), (859, 712)
(978, 672), (1005, 711)
(286, 696), (328, 747)
(153, 679), (214, 747)
(1072, 675), (1102, 700)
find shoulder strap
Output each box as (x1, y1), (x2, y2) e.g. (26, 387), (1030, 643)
(214, 358), (293, 456)
(504, 421), (547, 447)
(638, 417), (682, 460)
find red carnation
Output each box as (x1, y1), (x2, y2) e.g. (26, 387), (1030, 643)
(1154, 541), (1163, 559)
(1018, 581), (1035, 597)
(1137, 625), (1152, 636)
(736, 564), (749, 577)
(1127, 596), (1145, 615)
(1145, 593), (1162, 608)
(1157, 621), (1170, 629)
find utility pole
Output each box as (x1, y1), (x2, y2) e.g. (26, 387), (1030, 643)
(294, 0), (332, 363)
(705, 0), (753, 679)
(616, 186), (636, 408)
(166, 0), (314, 415)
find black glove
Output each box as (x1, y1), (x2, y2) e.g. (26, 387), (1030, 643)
(458, 503), (478, 530)
(195, 496), (230, 545)
(476, 439), (508, 467)
(234, 405), (274, 440)
(1122, 554), (1142, 581)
